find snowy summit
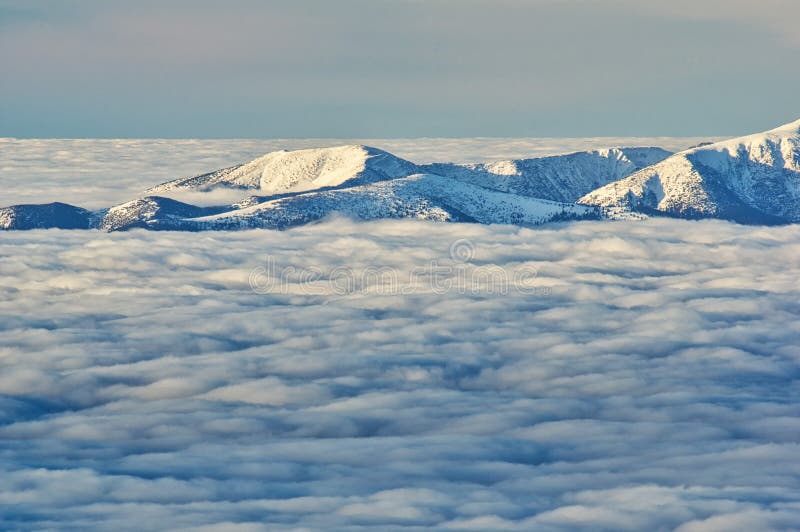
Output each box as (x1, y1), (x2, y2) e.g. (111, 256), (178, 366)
(3, 119), (800, 230)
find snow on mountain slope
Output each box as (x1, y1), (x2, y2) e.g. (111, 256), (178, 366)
(422, 147), (672, 203)
(99, 197), (227, 231)
(6, 122), (800, 232)
(0, 202), (95, 230)
(142, 174), (598, 231)
(579, 119), (800, 223)
(148, 145), (419, 195)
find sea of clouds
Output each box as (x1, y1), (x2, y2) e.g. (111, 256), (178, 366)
(1, 140), (798, 530)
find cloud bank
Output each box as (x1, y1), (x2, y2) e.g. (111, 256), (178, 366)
(0, 138), (713, 209)
(1, 217), (799, 530)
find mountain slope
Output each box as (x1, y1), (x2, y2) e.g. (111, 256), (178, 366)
(142, 174), (598, 231)
(579, 119), (800, 223)
(148, 145), (419, 195)
(0, 202), (95, 230)
(99, 197), (228, 231)
(4, 122), (799, 232)
(422, 147), (672, 203)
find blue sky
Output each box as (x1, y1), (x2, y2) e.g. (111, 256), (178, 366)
(1, 0), (799, 138)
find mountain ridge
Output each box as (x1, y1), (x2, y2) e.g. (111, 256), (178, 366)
(147, 145), (419, 196)
(3, 119), (800, 231)
(421, 147), (671, 203)
(579, 119), (800, 222)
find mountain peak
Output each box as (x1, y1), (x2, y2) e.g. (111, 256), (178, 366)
(579, 119), (800, 223)
(0, 202), (94, 230)
(775, 117), (800, 130)
(421, 146), (672, 203)
(147, 144), (418, 196)
(5, 118), (800, 232)
(765, 118), (800, 140)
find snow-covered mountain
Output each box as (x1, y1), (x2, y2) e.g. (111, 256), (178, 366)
(144, 174), (597, 231)
(148, 145), (419, 195)
(149, 144), (670, 204)
(99, 197), (228, 231)
(3, 121), (800, 232)
(0, 202), (94, 230)
(0, 143), (626, 231)
(422, 147), (672, 203)
(579, 119), (800, 223)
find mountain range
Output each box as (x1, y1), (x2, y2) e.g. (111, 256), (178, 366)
(2, 119), (799, 231)
(579, 119), (800, 223)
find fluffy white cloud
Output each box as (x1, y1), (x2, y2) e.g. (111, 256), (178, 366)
(1, 216), (799, 530)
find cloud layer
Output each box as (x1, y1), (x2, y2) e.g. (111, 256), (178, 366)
(1, 217), (799, 530)
(0, 137), (713, 209)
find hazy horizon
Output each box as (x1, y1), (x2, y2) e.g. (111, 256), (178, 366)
(2, 0), (799, 138)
